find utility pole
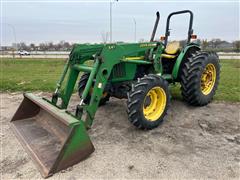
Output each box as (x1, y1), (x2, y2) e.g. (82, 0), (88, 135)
(133, 18), (136, 42)
(5, 23), (17, 58)
(109, 0), (118, 43)
(5, 23), (17, 48)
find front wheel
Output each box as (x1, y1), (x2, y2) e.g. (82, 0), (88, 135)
(127, 74), (170, 130)
(180, 51), (220, 106)
(78, 73), (110, 106)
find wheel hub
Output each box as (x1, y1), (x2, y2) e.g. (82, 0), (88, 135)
(143, 87), (167, 121)
(201, 63), (216, 95)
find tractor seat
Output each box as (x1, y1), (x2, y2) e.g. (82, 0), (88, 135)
(161, 41), (181, 59)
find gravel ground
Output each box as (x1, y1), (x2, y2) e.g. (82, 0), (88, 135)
(1, 92), (240, 179)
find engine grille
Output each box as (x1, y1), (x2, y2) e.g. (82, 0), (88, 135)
(112, 63), (126, 78)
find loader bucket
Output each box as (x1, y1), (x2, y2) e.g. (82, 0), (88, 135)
(10, 93), (94, 178)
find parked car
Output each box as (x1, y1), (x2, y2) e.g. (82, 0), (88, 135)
(18, 50), (30, 56)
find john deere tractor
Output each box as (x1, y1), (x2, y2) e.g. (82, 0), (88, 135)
(11, 10), (220, 177)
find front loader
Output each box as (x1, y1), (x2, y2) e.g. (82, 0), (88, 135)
(11, 10), (220, 178)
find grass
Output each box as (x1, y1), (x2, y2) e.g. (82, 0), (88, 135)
(219, 54), (240, 56)
(1, 58), (240, 102)
(0, 58), (66, 91)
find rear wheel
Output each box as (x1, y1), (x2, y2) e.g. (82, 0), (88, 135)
(180, 51), (220, 106)
(127, 74), (170, 130)
(78, 73), (110, 105)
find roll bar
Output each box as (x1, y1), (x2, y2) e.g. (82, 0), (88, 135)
(164, 10), (194, 46)
(150, 11), (160, 42)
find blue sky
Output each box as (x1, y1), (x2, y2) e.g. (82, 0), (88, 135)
(1, 0), (239, 46)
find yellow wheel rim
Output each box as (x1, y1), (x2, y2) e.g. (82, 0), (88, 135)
(143, 87), (167, 121)
(201, 63), (216, 95)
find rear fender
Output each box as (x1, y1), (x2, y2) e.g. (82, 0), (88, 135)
(172, 44), (200, 80)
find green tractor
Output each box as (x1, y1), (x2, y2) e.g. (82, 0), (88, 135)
(11, 10), (220, 177)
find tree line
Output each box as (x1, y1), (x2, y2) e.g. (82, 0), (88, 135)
(177, 39), (239, 52)
(198, 39), (239, 52)
(9, 39), (240, 52)
(12, 41), (73, 51)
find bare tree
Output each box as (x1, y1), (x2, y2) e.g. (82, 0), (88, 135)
(30, 43), (35, 51)
(39, 43), (47, 51)
(19, 42), (28, 50)
(233, 40), (240, 52)
(201, 39), (209, 50)
(209, 39), (222, 48)
(48, 42), (54, 50)
(63, 41), (71, 50)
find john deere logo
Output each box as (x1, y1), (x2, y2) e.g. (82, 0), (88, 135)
(139, 43), (156, 48)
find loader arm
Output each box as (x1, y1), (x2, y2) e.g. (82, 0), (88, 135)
(10, 41), (162, 178)
(54, 42), (160, 127)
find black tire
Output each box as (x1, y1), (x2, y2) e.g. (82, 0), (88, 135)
(127, 74), (170, 130)
(78, 73), (110, 106)
(180, 51), (220, 106)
